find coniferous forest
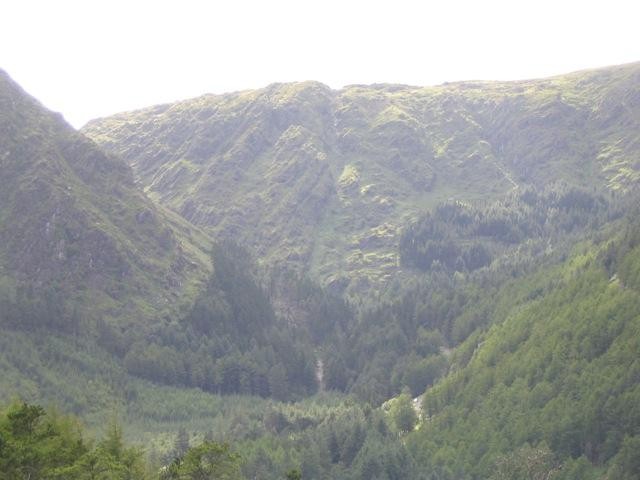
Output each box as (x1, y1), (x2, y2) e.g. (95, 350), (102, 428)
(1, 61), (640, 479)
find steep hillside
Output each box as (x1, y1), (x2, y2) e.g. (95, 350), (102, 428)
(0, 69), (212, 340)
(407, 219), (640, 479)
(83, 62), (640, 296)
(0, 70), (327, 403)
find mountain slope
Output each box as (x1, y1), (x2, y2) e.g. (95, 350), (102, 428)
(408, 219), (640, 479)
(83, 62), (640, 296)
(2, 65), (640, 479)
(0, 68), (211, 335)
(0, 71), (323, 404)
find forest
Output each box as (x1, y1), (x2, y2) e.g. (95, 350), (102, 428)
(2, 187), (639, 479)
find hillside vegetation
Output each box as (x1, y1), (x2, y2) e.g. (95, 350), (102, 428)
(408, 217), (640, 480)
(0, 70), (321, 408)
(84, 62), (640, 296)
(0, 69), (211, 334)
(1, 63), (640, 479)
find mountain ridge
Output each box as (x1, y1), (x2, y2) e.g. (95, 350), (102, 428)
(0, 68), (212, 332)
(80, 60), (640, 128)
(83, 62), (640, 297)
(2, 63), (640, 479)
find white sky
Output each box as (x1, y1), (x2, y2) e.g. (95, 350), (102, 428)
(2, 0), (639, 128)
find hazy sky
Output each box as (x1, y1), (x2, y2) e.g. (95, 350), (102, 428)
(2, 0), (639, 128)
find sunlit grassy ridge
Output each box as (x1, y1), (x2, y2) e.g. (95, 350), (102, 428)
(84, 63), (640, 297)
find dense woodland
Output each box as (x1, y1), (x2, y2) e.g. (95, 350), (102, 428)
(399, 185), (613, 273)
(2, 189), (639, 479)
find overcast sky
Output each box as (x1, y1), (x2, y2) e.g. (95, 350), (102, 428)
(2, 0), (638, 128)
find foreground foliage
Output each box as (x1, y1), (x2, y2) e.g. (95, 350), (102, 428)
(0, 402), (247, 479)
(0, 402), (147, 479)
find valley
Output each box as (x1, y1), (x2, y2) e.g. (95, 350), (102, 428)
(1, 62), (639, 479)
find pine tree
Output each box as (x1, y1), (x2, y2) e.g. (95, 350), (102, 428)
(174, 427), (190, 459)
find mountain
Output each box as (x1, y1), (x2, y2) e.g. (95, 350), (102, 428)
(0, 69), (211, 334)
(2, 63), (640, 479)
(0, 69), (324, 408)
(83, 62), (640, 297)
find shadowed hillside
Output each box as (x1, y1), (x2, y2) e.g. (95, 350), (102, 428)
(0, 69), (212, 333)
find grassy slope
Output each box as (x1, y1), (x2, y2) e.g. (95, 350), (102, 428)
(0, 69), (211, 330)
(83, 63), (640, 298)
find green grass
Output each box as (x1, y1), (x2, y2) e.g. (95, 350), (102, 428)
(83, 62), (640, 297)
